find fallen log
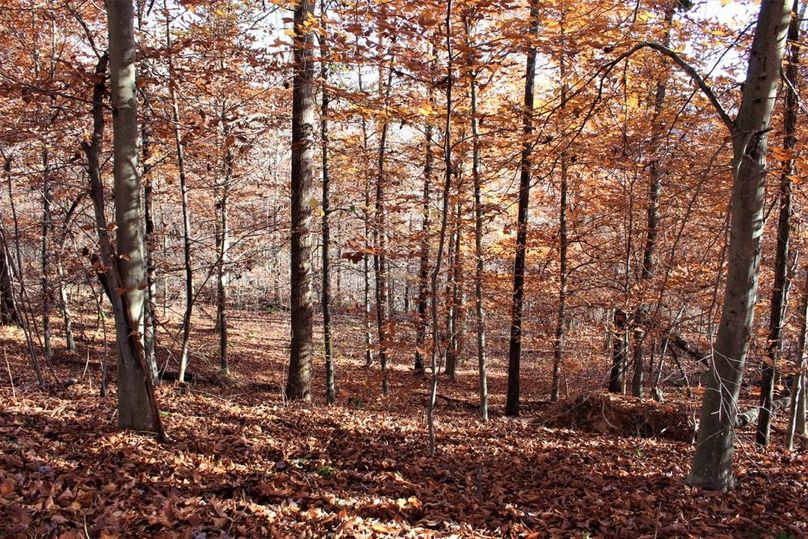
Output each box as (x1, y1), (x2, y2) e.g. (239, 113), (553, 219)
(735, 395), (791, 428)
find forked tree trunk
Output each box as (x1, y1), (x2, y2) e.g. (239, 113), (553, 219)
(102, 2), (165, 436)
(286, 0), (316, 401)
(687, 0), (793, 492)
(757, 2), (800, 446)
(506, 0), (539, 417)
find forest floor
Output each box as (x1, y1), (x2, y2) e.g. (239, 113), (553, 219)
(1, 307), (807, 538)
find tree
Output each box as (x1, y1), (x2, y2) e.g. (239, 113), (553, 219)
(104, 0), (165, 435)
(506, 0), (539, 417)
(686, 0), (794, 491)
(287, 0), (316, 402)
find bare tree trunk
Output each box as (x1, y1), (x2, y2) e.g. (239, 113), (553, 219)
(165, 8), (194, 384)
(443, 200), (457, 379)
(609, 308), (627, 393)
(55, 259), (76, 352)
(687, 0), (793, 492)
(0, 231), (19, 326)
(787, 268), (808, 448)
(506, 0), (539, 417)
(41, 149), (52, 362)
(217, 107), (232, 374)
(428, 0), (453, 455)
(358, 67), (374, 368)
(641, 2), (676, 279)
(103, 1), (165, 436)
(465, 15), (488, 420)
(286, 0), (316, 401)
(758, 2), (800, 446)
(552, 14), (569, 402)
(415, 79), (434, 375)
(374, 60), (393, 395)
(320, 0), (335, 404)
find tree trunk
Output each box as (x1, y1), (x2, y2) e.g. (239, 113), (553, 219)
(758, 2), (800, 446)
(465, 15), (488, 420)
(641, 2), (676, 279)
(103, 1), (165, 435)
(217, 108), (232, 375)
(552, 15), (569, 402)
(55, 258), (76, 353)
(444, 200), (458, 379)
(374, 61), (393, 395)
(415, 80), (434, 375)
(0, 233), (19, 326)
(428, 0), (454, 455)
(687, 0), (793, 492)
(357, 66), (374, 368)
(41, 149), (52, 362)
(506, 0), (539, 417)
(320, 0), (335, 404)
(609, 308), (627, 393)
(165, 9), (194, 384)
(286, 0), (316, 401)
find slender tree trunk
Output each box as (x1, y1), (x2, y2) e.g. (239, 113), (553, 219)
(165, 10), (194, 384)
(758, 2), (800, 446)
(552, 16), (569, 402)
(374, 60), (394, 395)
(286, 0), (316, 401)
(444, 200), (457, 379)
(103, 0), (165, 435)
(139, 8), (159, 384)
(0, 232), (18, 326)
(358, 67), (374, 368)
(320, 0), (335, 404)
(687, 0), (793, 492)
(428, 0), (453, 455)
(55, 258), (76, 352)
(217, 108), (232, 374)
(641, 2), (676, 279)
(415, 80), (434, 375)
(787, 267), (808, 449)
(506, 0), (539, 417)
(41, 149), (52, 362)
(465, 16), (488, 420)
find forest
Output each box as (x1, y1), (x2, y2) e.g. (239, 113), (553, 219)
(1, 0), (808, 536)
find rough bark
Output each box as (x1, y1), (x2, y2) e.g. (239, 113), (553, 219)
(286, 0), (316, 401)
(415, 78), (434, 375)
(687, 0), (793, 492)
(506, 0), (539, 417)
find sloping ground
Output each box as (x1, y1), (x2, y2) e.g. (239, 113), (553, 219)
(1, 312), (807, 537)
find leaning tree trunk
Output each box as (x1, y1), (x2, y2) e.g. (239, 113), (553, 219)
(103, 2), (165, 436)
(687, 0), (793, 492)
(320, 0), (335, 404)
(286, 0), (316, 401)
(757, 1), (800, 446)
(506, 0), (539, 417)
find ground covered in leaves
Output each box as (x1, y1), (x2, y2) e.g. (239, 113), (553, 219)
(1, 309), (807, 537)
